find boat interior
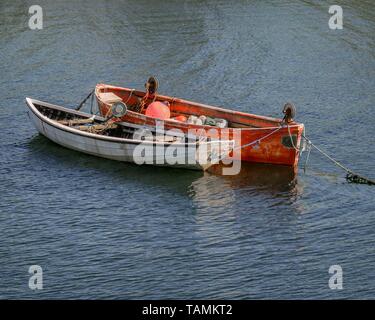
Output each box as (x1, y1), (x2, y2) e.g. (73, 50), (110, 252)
(96, 86), (293, 129)
(32, 102), (196, 143)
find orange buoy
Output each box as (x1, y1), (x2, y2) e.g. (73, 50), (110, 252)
(145, 101), (170, 120)
(173, 115), (187, 122)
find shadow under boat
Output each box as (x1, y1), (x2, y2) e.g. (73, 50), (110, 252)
(27, 134), (203, 193)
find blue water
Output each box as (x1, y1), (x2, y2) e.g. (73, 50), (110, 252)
(0, 0), (374, 299)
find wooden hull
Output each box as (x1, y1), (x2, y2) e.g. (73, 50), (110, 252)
(95, 84), (304, 167)
(26, 98), (232, 171)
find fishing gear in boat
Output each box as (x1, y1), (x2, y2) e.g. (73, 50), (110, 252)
(87, 102), (128, 133)
(107, 101), (128, 120)
(68, 102), (128, 134)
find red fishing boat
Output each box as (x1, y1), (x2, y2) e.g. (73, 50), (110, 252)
(95, 79), (304, 167)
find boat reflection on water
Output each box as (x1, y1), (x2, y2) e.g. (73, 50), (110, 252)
(207, 162), (298, 189)
(187, 162), (306, 255)
(188, 161), (304, 216)
(28, 134), (302, 202)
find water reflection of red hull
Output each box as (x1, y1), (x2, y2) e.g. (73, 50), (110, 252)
(208, 162), (297, 187)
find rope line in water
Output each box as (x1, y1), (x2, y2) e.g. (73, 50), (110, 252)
(302, 134), (374, 185)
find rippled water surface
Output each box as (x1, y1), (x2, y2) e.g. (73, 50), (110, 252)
(0, 0), (374, 299)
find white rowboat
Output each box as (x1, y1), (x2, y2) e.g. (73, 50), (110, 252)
(26, 98), (234, 171)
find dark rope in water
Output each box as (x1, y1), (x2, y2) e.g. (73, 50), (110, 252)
(76, 89), (94, 111)
(302, 134), (375, 185)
